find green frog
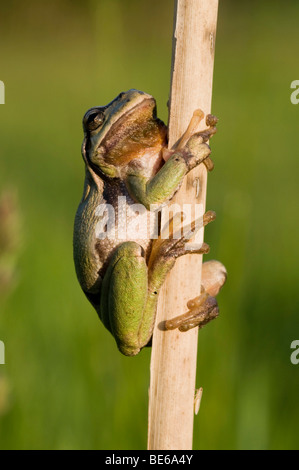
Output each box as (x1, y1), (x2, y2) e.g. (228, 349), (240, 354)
(73, 89), (226, 356)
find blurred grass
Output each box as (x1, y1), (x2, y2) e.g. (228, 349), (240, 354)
(0, 0), (298, 449)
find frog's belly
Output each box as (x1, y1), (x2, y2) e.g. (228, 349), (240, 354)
(95, 189), (158, 274)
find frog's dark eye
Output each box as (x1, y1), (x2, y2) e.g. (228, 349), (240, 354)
(85, 111), (105, 130)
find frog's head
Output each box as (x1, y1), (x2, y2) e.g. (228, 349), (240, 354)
(82, 89), (167, 178)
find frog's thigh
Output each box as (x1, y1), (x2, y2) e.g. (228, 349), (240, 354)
(101, 241), (148, 356)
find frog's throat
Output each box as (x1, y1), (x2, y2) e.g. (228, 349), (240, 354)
(97, 97), (157, 152)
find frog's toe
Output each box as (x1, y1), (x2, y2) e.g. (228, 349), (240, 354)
(201, 260), (227, 296)
(164, 291), (219, 332)
(164, 259), (227, 332)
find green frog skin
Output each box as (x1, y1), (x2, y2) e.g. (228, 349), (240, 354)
(73, 89), (226, 356)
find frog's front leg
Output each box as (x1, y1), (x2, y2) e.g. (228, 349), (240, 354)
(126, 137), (212, 210)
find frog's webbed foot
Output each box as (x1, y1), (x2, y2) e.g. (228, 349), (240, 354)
(164, 260), (227, 332)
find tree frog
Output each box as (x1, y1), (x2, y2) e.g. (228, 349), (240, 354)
(73, 89), (226, 356)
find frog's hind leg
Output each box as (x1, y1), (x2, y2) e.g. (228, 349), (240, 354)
(99, 241), (148, 356)
(147, 208), (226, 334)
(134, 211), (217, 348)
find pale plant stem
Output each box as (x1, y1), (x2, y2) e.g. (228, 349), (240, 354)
(147, 0), (219, 450)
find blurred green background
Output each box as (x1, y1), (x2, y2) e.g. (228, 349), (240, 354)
(0, 0), (298, 450)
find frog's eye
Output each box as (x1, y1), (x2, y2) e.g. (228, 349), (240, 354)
(85, 110), (105, 131)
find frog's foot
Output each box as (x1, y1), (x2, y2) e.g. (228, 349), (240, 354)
(149, 210), (216, 269)
(173, 110), (218, 171)
(164, 259), (227, 332)
(201, 259), (227, 297)
(165, 289), (219, 332)
(174, 110), (217, 148)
